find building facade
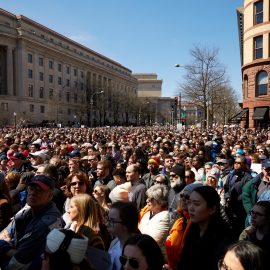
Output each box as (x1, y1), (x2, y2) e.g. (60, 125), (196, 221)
(237, 0), (270, 128)
(0, 8), (138, 126)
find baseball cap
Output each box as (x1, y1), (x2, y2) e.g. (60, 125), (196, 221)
(170, 165), (185, 178)
(27, 175), (55, 191)
(29, 151), (47, 161)
(217, 159), (228, 164)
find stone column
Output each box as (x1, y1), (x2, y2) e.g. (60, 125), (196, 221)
(7, 46), (13, 95)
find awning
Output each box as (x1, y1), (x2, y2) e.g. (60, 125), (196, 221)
(236, 108), (248, 121)
(229, 111), (242, 123)
(253, 107), (268, 120)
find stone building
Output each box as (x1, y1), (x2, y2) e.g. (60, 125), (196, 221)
(0, 8), (138, 126)
(236, 0), (270, 128)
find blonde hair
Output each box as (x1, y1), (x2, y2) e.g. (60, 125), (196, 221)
(70, 194), (99, 232)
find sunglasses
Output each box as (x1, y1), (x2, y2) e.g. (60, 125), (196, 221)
(119, 255), (139, 269)
(234, 162), (242, 165)
(70, 181), (84, 187)
(154, 180), (164, 184)
(170, 174), (178, 178)
(180, 194), (190, 200)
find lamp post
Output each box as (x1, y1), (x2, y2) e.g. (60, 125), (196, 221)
(13, 112), (17, 131)
(89, 90), (104, 127)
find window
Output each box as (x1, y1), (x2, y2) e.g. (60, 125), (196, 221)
(39, 72), (44, 81)
(80, 83), (84, 90)
(74, 69), (77, 76)
(244, 75), (248, 98)
(28, 84), (33, 97)
(254, 1), (263, 25)
(39, 57), (44, 66)
(58, 77), (62, 85)
(49, 60), (53, 69)
(66, 79), (70, 87)
(49, 75), (53, 83)
(1, 103), (8, 111)
(66, 66), (70, 74)
(49, 88), (54, 98)
(74, 93), (77, 103)
(28, 53), (33, 63)
(256, 71), (268, 96)
(40, 105), (45, 113)
(74, 81), (78, 89)
(39, 87), (44, 98)
(80, 71), (84, 78)
(30, 104), (34, 112)
(58, 63), (62, 72)
(254, 36), (263, 59)
(66, 92), (70, 102)
(28, 69), (33, 79)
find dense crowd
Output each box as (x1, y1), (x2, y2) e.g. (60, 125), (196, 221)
(0, 126), (269, 270)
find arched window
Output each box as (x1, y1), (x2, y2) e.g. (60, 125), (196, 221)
(256, 71), (268, 96)
(244, 75), (248, 98)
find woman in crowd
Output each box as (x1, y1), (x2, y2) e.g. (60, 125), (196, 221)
(41, 228), (93, 270)
(239, 201), (270, 255)
(177, 186), (234, 270)
(139, 185), (170, 247)
(107, 202), (139, 270)
(92, 184), (111, 214)
(120, 234), (165, 270)
(0, 173), (12, 231)
(63, 171), (92, 225)
(219, 241), (267, 270)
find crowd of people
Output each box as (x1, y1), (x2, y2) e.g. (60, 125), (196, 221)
(0, 125), (269, 270)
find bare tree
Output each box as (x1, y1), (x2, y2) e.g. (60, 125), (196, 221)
(178, 45), (237, 128)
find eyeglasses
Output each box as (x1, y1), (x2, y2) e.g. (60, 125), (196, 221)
(249, 210), (265, 217)
(170, 174), (178, 178)
(119, 255), (139, 269)
(70, 181), (84, 187)
(154, 180), (164, 184)
(180, 194), (190, 200)
(107, 218), (123, 226)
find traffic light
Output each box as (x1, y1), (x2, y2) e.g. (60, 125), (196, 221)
(174, 96), (178, 106)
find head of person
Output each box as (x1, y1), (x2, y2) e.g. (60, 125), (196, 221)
(184, 169), (195, 185)
(121, 234), (165, 270)
(146, 185), (168, 215)
(5, 171), (21, 189)
(92, 184), (111, 205)
(65, 171), (92, 197)
(112, 168), (127, 185)
(96, 160), (112, 179)
(26, 175), (55, 213)
(69, 193), (99, 231)
(30, 151), (47, 166)
(153, 174), (169, 186)
(234, 156), (247, 172)
(9, 152), (26, 168)
(126, 164), (140, 182)
(219, 241), (266, 270)
(188, 185), (221, 226)
(87, 154), (100, 169)
(204, 162), (213, 174)
(164, 155), (174, 170)
(107, 202), (139, 238)
(192, 155), (204, 169)
(169, 165), (185, 189)
(179, 183), (203, 212)
(35, 164), (59, 186)
(43, 228), (89, 270)
(206, 167), (220, 188)
(0, 173), (11, 202)
(147, 156), (160, 173)
(261, 160), (270, 178)
(217, 159), (229, 171)
(250, 201), (270, 229)
(68, 157), (81, 173)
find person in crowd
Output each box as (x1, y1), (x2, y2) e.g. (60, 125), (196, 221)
(93, 184), (111, 214)
(184, 169), (195, 185)
(239, 201), (270, 255)
(190, 155), (205, 182)
(65, 193), (105, 250)
(0, 175), (63, 270)
(142, 156), (160, 189)
(177, 185), (234, 270)
(204, 161), (214, 179)
(205, 167), (220, 189)
(126, 164), (147, 210)
(139, 185), (170, 247)
(224, 156), (252, 236)
(95, 160), (116, 190)
(161, 155), (174, 179)
(63, 171), (92, 225)
(154, 174), (169, 186)
(165, 183), (203, 270)
(107, 202), (139, 270)
(0, 173), (12, 231)
(168, 165), (186, 213)
(242, 160), (270, 227)
(87, 153), (100, 186)
(120, 234), (165, 270)
(29, 150), (48, 169)
(9, 152), (32, 173)
(219, 241), (267, 270)
(112, 168), (127, 186)
(41, 228), (93, 270)
(68, 157), (82, 174)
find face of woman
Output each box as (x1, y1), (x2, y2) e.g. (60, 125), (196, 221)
(220, 250), (244, 270)
(121, 245), (148, 270)
(187, 191), (215, 224)
(146, 196), (161, 215)
(206, 176), (217, 188)
(70, 176), (87, 196)
(93, 186), (103, 199)
(68, 200), (79, 221)
(179, 192), (190, 211)
(250, 205), (268, 228)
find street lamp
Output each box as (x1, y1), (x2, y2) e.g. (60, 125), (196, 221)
(13, 112), (17, 131)
(89, 90), (104, 127)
